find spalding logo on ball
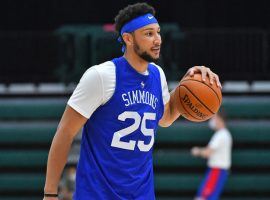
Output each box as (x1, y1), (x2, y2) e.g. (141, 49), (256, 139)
(174, 73), (222, 122)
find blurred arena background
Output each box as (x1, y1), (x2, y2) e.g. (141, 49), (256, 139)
(0, 0), (270, 199)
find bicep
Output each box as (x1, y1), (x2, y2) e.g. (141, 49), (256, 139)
(56, 105), (88, 139)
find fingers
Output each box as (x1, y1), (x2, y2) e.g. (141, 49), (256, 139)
(204, 68), (222, 88)
(183, 68), (194, 78)
(193, 66), (209, 83)
(213, 73), (222, 88)
(201, 67), (208, 82)
(184, 66), (201, 78)
(195, 66), (222, 87)
(206, 67), (214, 84)
(208, 70), (222, 88)
(183, 66), (222, 88)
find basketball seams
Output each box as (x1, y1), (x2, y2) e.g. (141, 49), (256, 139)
(180, 85), (215, 115)
(178, 88), (202, 121)
(180, 79), (221, 105)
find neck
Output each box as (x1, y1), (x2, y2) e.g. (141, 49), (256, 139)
(217, 122), (225, 130)
(123, 51), (148, 73)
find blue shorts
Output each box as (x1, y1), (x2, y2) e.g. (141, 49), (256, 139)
(196, 167), (229, 200)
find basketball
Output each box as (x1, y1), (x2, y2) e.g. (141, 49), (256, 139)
(174, 73), (222, 122)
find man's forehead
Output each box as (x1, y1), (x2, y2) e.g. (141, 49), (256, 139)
(139, 23), (160, 31)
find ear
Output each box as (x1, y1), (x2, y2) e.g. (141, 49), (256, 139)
(122, 33), (133, 47)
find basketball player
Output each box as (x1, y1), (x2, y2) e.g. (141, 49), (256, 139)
(191, 111), (232, 200)
(44, 3), (221, 200)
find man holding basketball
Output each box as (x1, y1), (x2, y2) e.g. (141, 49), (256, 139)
(44, 3), (221, 200)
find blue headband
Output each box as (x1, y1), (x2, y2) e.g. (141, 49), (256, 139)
(118, 13), (158, 52)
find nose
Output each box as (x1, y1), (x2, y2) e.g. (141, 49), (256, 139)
(154, 34), (162, 45)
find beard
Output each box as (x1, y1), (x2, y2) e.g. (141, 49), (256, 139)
(133, 39), (160, 63)
(139, 51), (159, 63)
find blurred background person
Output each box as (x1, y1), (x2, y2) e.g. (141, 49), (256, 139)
(191, 111), (232, 200)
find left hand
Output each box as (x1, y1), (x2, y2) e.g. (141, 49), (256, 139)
(184, 66), (222, 88)
(191, 147), (201, 157)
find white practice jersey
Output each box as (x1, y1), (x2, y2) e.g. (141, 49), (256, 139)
(207, 128), (232, 169)
(68, 61), (170, 119)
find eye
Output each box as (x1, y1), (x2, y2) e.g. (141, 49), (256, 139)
(145, 32), (153, 36)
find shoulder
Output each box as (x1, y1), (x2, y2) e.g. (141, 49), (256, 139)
(216, 128), (232, 140)
(150, 62), (165, 75)
(77, 61), (116, 93)
(89, 61), (115, 77)
(223, 128), (232, 140)
(80, 61), (115, 84)
(93, 61), (115, 71)
(149, 62), (167, 82)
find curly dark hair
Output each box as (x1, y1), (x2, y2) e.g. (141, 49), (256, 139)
(114, 3), (156, 38)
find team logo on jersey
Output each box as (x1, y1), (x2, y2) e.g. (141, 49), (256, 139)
(141, 81), (145, 88)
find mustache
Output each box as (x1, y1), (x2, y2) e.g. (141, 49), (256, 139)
(151, 45), (161, 49)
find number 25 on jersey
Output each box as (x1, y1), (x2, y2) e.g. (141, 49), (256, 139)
(111, 111), (156, 152)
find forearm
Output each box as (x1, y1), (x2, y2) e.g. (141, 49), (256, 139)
(159, 89), (182, 127)
(168, 88), (182, 120)
(195, 147), (213, 159)
(44, 106), (87, 194)
(44, 130), (74, 193)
